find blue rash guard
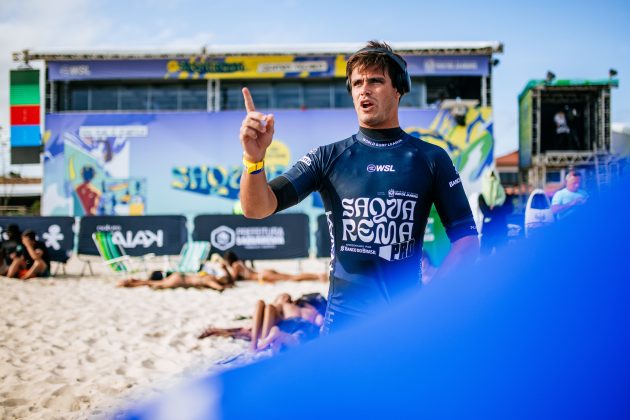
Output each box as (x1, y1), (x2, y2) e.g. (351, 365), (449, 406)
(269, 127), (477, 333)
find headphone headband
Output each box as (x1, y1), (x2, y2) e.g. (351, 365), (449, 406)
(346, 47), (411, 95)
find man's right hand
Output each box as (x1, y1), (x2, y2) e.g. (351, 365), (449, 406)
(239, 88), (275, 162)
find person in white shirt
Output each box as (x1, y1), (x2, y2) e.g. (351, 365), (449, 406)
(552, 170), (588, 220)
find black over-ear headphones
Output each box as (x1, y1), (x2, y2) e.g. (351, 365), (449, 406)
(345, 47), (411, 95)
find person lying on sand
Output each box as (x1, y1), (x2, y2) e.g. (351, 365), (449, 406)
(222, 251), (327, 283)
(199, 292), (327, 353)
(117, 270), (234, 292)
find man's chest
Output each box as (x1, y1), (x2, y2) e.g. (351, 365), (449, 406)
(557, 190), (583, 204)
(324, 148), (434, 201)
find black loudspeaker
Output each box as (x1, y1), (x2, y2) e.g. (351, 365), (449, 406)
(345, 47), (411, 95)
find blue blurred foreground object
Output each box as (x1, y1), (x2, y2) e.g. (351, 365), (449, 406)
(120, 178), (630, 419)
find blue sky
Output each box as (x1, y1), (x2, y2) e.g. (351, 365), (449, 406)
(1, 0), (628, 174)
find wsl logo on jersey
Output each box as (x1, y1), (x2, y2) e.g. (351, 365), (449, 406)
(341, 196), (416, 262)
(367, 164), (396, 173)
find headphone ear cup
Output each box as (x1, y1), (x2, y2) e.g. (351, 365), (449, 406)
(397, 67), (411, 94)
(391, 58), (411, 95)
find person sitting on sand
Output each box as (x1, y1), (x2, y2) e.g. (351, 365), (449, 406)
(222, 251), (326, 283)
(0, 244), (12, 276)
(199, 292), (327, 353)
(118, 269), (233, 292)
(6, 229), (51, 280)
(0, 248), (7, 276)
(0, 224), (22, 276)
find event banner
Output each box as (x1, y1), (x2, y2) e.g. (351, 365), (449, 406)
(0, 217), (75, 263)
(48, 56), (337, 81)
(193, 214), (310, 260)
(47, 55), (488, 81)
(43, 108), (494, 218)
(44, 107), (494, 266)
(77, 215), (187, 256)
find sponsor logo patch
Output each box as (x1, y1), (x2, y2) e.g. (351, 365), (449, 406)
(449, 177), (462, 188)
(388, 189), (419, 199)
(367, 164), (396, 173)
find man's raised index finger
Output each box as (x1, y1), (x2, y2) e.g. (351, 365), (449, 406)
(242, 87), (256, 112)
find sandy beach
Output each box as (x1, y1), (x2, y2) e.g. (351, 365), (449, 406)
(0, 256), (328, 419)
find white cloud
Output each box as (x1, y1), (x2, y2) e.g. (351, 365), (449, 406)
(146, 30), (216, 50)
(0, 0), (215, 176)
(0, 0), (110, 175)
(0, 0), (109, 51)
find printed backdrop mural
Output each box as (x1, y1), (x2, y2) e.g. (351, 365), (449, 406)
(44, 108), (494, 261)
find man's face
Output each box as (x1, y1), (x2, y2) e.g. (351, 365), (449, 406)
(566, 173), (581, 192)
(350, 65), (400, 129)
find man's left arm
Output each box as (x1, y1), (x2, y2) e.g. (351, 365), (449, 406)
(433, 235), (479, 281)
(431, 149), (480, 280)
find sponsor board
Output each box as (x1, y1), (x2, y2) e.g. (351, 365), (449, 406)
(193, 214), (309, 260)
(78, 216), (186, 256)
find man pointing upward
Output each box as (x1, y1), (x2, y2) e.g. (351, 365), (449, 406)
(239, 41), (479, 334)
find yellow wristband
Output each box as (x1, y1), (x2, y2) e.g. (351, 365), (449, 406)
(243, 157), (264, 174)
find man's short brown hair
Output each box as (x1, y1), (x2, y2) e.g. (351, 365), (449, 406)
(346, 40), (408, 95)
(566, 169), (581, 179)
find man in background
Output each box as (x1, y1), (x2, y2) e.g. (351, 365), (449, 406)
(552, 170), (588, 220)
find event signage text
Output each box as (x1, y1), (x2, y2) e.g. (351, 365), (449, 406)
(78, 216), (187, 256)
(193, 214), (310, 260)
(48, 55), (489, 81)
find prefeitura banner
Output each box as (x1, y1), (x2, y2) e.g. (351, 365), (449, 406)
(193, 214), (310, 260)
